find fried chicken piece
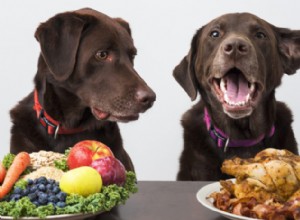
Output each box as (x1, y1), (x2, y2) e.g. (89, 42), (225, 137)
(221, 148), (300, 201)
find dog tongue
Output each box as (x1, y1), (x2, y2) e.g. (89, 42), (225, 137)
(92, 108), (109, 120)
(225, 71), (249, 102)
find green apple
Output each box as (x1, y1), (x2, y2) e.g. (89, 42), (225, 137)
(60, 166), (102, 197)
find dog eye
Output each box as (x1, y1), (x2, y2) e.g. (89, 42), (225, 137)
(210, 30), (220, 38)
(255, 32), (267, 39)
(95, 51), (109, 60)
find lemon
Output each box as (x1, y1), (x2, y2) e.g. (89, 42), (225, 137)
(59, 166), (102, 197)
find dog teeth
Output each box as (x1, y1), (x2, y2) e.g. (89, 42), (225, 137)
(250, 83), (255, 92)
(220, 78), (226, 92)
(224, 95), (250, 107)
(222, 80), (255, 107)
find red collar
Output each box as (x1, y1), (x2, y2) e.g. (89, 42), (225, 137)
(203, 108), (275, 152)
(33, 89), (84, 138)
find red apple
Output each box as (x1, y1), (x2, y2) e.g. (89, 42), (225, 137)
(67, 140), (114, 169)
(90, 156), (126, 186)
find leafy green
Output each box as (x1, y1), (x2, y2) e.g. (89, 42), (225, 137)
(14, 179), (28, 190)
(2, 153), (15, 169)
(54, 159), (69, 172)
(0, 171), (138, 219)
(54, 148), (71, 171)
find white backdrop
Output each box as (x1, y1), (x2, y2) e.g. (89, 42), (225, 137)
(1, 0), (300, 180)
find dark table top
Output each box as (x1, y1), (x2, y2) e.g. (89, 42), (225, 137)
(88, 181), (225, 220)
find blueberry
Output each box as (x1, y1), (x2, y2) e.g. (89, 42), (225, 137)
(27, 179), (34, 185)
(32, 201), (39, 206)
(33, 179), (38, 184)
(30, 185), (38, 193)
(48, 192), (56, 197)
(22, 188), (30, 196)
(10, 194), (21, 201)
(56, 201), (66, 208)
(56, 192), (67, 201)
(28, 193), (37, 202)
(38, 193), (48, 205)
(36, 191), (44, 197)
(52, 186), (60, 194)
(37, 177), (47, 184)
(48, 195), (58, 203)
(38, 184), (46, 192)
(46, 184), (53, 191)
(13, 187), (23, 195)
(47, 179), (55, 184)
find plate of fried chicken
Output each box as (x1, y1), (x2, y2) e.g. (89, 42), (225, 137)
(197, 148), (300, 220)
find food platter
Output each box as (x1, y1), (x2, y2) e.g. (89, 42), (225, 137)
(0, 147), (137, 219)
(196, 181), (259, 220)
(0, 210), (103, 220)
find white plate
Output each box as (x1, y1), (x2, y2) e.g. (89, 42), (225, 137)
(0, 210), (103, 220)
(196, 181), (259, 220)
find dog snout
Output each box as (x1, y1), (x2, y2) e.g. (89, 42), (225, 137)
(223, 37), (250, 57)
(135, 88), (156, 108)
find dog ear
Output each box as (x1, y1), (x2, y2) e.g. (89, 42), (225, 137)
(35, 12), (86, 81)
(276, 27), (300, 75)
(114, 18), (132, 36)
(173, 29), (202, 101)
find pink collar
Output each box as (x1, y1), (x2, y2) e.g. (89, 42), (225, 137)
(203, 108), (275, 152)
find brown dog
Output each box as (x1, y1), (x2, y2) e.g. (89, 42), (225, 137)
(10, 8), (156, 171)
(174, 13), (300, 181)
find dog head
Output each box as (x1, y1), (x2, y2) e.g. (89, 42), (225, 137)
(174, 13), (300, 119)
(35, 8), (155, 123)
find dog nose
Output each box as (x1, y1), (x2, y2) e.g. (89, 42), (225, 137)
(223, 37), (249, 56)
(135, 88), (156, 107)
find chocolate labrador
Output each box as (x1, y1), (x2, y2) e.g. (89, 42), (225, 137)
(10, 8), (156, 171)
(173, 13), (300, 181)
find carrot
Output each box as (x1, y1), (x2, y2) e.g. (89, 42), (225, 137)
(0, 163), (6, 183)
(0, 152), (30, 199)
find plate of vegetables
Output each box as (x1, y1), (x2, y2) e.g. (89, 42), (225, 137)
(0, 140), (137, 219)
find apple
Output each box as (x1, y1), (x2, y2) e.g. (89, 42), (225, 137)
(60, 166), (102, 197)
(90, 156), (126, 186)
(67, 140), (114, 169)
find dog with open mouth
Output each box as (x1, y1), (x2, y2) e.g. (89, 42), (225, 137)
(9, 8), (156, 171)
(174, 12), (300, 181)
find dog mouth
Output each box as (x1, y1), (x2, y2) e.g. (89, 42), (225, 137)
(212, 68), (261, 118)
(91, 107), (139, 122)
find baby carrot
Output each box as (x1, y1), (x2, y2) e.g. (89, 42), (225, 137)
(0, 163), (6, 183)
(0, 152), (30, 199)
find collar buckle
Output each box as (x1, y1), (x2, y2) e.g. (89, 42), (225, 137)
(38, 109), (60, 139)
(209, 124), (229, 150)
